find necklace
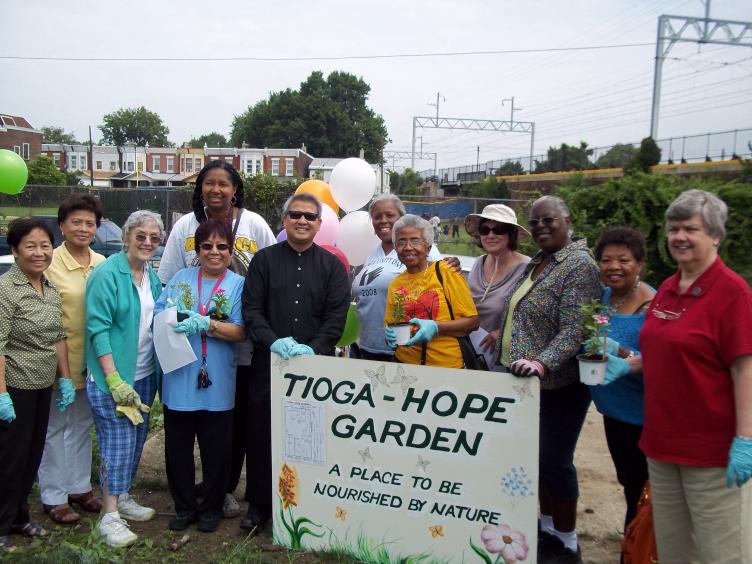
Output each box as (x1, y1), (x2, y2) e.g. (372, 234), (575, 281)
(611, 279), (641, 312)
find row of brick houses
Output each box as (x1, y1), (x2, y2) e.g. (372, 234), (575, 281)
(41, 143), (314, 188)
(0, 112), (316, 188)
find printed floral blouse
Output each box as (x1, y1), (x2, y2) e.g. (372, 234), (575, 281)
(497, 239), (602, 390)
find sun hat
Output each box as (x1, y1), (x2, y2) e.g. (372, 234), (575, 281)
(464, 204), (530, 238)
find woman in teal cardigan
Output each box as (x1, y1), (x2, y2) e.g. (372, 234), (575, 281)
(85, 210), (163, 549)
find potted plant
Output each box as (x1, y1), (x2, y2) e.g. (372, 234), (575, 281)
(577, 298), (610, 385)
(390, 286), (412, 345)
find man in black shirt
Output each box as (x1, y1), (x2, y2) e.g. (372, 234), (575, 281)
(240, 193), (350, 532)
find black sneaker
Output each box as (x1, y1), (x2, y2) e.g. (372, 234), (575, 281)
(537, 530), (582, 564)
(168, 512), (197, 531)
(197, 513), (221, 533)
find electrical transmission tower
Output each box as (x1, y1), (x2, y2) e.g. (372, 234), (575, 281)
(411, 93), (535, 172)
(650, 1), (752, 138)
(384, 150), (438, 176)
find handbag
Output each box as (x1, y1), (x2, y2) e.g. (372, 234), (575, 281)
(622, 481), (659, 564)
(420, 261), (488, 371)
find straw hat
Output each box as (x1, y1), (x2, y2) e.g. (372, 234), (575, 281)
(464, 204), (530, 238)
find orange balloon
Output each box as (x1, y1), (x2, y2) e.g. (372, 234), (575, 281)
(295, 180), (339, 215)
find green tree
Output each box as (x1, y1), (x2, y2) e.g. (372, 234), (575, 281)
(595, 143), (637, 169)
(27, 155), (66, 185)
(40, 126), (78, 144)
(535, 141), (594, 173)
(466, 176), (511, 199)
(231, 71), (389, 162)
(495, 160), (525, 176)
(389, 169), (423, 195)
(624, 137), (662, 175)
(187, 132), (228, 148)
(99, 106), (170, 146)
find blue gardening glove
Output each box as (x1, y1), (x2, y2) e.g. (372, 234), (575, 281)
(174, 309), (211, 337)
(271, 337), (298, 360)
(289, 344), (315, 357)
(0, 392), (16, 423)
(595, 337), (621, 356)
(405, 318), (439, 346)
(105, 372), (142, 408)
(56, 378), (76, 412)
(726, 436), (752, 488)
(602, 354), (631, 385)
(385, 326), (397, 349)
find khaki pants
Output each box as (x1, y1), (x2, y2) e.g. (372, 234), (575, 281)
(648, 457), (752, 564)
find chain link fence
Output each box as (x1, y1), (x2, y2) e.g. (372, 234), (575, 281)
(0, 184), (297, 236)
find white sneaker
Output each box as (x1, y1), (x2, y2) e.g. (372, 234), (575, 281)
(223, 493), (242, 518)
(117, 493), (156, 522)
(99, 511), (138, 548)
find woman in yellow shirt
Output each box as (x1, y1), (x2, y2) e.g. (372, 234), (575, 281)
(39, 194), (106, 524)
(384, 215), (478, 368)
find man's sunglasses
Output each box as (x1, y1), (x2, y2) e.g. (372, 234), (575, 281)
(199, 242), (231, 252)
(287, 211), (319, 221)
(479, 224), (511, 236)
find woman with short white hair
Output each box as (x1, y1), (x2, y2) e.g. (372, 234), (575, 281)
(383, 215), (478, 368)
(640, 189), (752, 563)
(86, 210), (164, 548)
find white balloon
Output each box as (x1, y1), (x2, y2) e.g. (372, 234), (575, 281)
(313, 203), (340, 246)
(336, 211), (381, 267)
(330, 158), (376, 213)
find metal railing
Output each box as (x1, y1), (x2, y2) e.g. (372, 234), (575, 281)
(418, 128), (752, 182)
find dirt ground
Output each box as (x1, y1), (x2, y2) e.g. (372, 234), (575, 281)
(22, 405), (624, 563)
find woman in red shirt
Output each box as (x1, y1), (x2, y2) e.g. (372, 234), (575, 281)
(640, 189), (752, 563)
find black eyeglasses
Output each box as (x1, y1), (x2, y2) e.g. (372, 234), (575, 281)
(528, 216), (560, 228)
(134, 233), (162, 245)
(479, 224), (511, 236)
(199, 242), (231, 252)
(287, 211), (319, 221)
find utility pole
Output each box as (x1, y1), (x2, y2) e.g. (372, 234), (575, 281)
(502, 97), (520, 124)
(88, 126), (94, 188)
(476, 146), (480, 172)
(650, 1), (752, 138)
(427, 92), (445, 122)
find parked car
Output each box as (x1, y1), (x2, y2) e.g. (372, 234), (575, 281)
(0, 215), (163, 268)
(442, 253), (475, 278)
(0, 254), (14, 276)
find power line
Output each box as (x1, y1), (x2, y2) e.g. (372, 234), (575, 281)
(0, 43), (655, 63)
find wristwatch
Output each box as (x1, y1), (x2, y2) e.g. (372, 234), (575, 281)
(209, 319), (219, 335)
(625, 349), (636, 359)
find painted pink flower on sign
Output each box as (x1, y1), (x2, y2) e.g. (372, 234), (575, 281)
(479, 524), (529, 563)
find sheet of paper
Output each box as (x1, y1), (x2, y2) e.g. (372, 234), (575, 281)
(469, 327), (496, 369)
(153, 308), (197, 374)
(283, 400), (327, 465)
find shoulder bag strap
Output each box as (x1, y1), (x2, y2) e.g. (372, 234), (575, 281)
(231, 208), (243, 239)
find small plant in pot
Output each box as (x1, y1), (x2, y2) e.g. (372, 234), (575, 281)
(577, 298), (610, 385)
(390, 286), (412, 346)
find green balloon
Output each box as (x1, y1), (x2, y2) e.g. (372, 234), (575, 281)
(337, 303), (360, 347)
(0, 149), (28, 195)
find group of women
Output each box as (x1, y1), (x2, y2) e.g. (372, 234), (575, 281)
(0, 161), (275, 551)
(354, 190), (751, 564)
(0, 159), (749, 563)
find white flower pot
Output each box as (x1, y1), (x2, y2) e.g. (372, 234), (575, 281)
(392, 323), (412, 346)
(577, 354), (606, 385)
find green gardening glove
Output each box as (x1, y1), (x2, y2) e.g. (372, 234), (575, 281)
(116, 403), (151, 426)
(105, 372), (142, 407)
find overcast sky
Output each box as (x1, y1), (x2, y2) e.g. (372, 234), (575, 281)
(2, 0), (750, 170)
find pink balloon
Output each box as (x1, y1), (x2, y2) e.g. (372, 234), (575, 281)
(276, 229), (287, 242)
(320, 244), (349, 274)
(313, 203), (340, 246)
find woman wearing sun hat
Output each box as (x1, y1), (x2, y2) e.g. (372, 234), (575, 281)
(464, 204), (530, 355)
